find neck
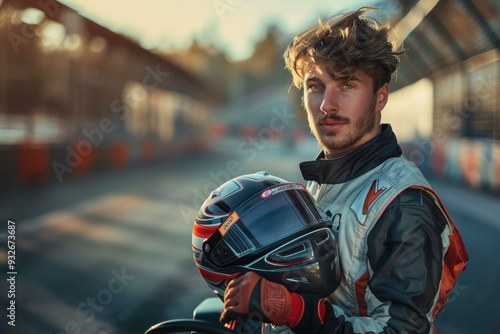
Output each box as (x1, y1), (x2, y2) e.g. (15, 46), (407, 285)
(323, 145), (361, 160)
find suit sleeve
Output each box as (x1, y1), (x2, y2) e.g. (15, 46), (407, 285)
(290, 188), (447, 334)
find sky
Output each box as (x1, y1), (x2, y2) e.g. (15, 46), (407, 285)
(57, 0), (383, 61)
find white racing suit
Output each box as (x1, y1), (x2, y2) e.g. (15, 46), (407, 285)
(264, 124), (468, 334)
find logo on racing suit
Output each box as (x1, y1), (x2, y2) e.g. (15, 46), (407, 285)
(352, 178), (389, 224)
(362, 179), (387, 215)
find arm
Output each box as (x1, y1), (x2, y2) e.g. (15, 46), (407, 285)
(298, 188), (447, 334)
(221, 188), (447, 334)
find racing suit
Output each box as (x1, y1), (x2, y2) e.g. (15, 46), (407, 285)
(266, 124), (468, 334)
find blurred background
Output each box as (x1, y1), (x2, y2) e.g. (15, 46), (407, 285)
(0, 0), (499, 333)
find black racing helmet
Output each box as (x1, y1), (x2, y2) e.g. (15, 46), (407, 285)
(192, 171), (340, 298)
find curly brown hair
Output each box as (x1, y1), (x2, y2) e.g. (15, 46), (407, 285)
(283, 7), (405, 92)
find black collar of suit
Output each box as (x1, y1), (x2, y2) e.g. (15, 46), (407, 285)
(300, 124), (402, 185)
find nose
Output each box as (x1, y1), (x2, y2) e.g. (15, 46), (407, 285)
(320, 86), (338, 114)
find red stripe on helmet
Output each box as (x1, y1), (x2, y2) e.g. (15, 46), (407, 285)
(193, 223), (219, 239)
(197, 266), (231, 283)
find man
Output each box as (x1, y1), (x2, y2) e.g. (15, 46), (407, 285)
(220, 7), (468, 334)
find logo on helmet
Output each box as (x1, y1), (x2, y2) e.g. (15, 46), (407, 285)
(260, 183), (306, 198)
(218, 212), (239, 236)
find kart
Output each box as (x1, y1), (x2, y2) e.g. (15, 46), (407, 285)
(144, 296), (263, 333)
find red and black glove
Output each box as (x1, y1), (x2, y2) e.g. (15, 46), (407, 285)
(220, 272), (304, 327)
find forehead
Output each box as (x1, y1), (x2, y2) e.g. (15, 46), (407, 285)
(304, 64), (373, 85)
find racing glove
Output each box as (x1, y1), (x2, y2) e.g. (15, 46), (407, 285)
(220, 272), (305, 327)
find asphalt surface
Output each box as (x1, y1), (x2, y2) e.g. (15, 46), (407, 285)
(1, 138), (499, 334)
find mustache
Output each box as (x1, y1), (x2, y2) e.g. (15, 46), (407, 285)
(315, 114), (350, 124)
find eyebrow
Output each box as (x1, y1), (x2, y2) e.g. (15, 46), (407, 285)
(305, 73), (363, 84)
(334, 73), (362, 83)
(305, 76), (322, 84)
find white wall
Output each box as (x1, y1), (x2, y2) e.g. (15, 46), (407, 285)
(383, 78), (434, 142)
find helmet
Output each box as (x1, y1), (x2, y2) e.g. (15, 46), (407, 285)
(192, 171), (340, 298)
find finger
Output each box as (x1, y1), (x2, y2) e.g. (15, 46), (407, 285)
(223, 292), (239, 307)
(226, 274), (244, 290)
(223, 281), (242, 299)
(220, 308), (241, 323)
(223, 293), (238, 308)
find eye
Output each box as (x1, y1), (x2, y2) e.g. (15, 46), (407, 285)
(307, 83), (322, 92)
(343, 83), (353, 90)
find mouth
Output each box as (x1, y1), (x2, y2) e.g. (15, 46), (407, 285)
(318, 119), (347, 131)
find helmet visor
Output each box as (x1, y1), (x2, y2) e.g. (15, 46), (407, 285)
(204, 184), (328, 267)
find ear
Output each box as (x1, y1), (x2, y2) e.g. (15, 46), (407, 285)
(375, 83), (389, 113)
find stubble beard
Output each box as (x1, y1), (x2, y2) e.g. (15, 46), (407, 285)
(308, 99), (378, 154)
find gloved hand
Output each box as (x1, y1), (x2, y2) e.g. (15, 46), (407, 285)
(220, 272), (303, 327)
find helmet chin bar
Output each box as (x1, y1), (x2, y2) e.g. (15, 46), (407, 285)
(259, 228), (340, 297)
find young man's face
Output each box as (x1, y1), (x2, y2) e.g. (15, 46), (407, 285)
(303, 64), (388, 159)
